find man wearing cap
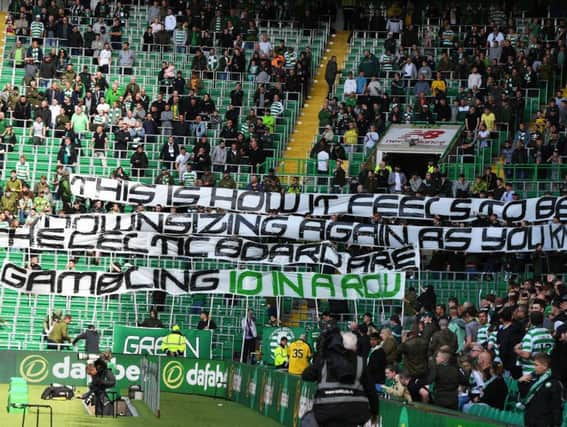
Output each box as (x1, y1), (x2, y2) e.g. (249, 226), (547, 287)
(161, 325), (186, 357)
(288, 334), (312, 375)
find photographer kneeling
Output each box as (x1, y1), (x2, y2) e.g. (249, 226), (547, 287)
(81, 358), (117, 416)
(302, 326), (379, 427)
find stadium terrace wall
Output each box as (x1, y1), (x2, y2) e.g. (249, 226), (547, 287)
(1, 350), (511, 427)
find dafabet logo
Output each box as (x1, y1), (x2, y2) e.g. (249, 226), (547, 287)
(161, 360), (227, 392)
(19, 355), (49, 383)
(162, 360), (185, 390)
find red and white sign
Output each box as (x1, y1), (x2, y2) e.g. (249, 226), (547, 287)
(378, 124), (462, 154)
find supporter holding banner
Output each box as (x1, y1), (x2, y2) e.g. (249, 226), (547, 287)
(70, 174), (567, 222)
(0, 263), (406, 300)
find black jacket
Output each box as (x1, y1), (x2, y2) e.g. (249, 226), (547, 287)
(481, 375), (507, 409)
(303, 348), (379, 425)
(367, 347), (386, 385)
(524, 375), (564, 427)
(197, 320), (217, 330)
(57, 145), (77, 165)
(551, 339), (567, 388)
(428, 362), (467, 410)
(72, 329), (100, 353)
(160, 142), (180, 162)
(130, 151), (149, 169)
(497, 321), (525, 375)
(139, 317), (164, 328)
(325, 61), (338, 83)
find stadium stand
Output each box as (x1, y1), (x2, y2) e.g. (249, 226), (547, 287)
(0, 1), (567, 426)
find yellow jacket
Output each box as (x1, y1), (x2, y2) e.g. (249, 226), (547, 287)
(161, 332), (186, 354)
(431, 79), (447, 97)
(273, 344), (289, 367)
(288, 340), (312, 375)
(343, 129), (359, 145)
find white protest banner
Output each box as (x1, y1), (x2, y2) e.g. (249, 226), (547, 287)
(69, 175), (567, 222)
(29, 229), (419, 273)
(0, 263), (405, 300)
(40, 212), (567, 252)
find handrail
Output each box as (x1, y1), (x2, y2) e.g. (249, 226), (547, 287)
(11, 403), (53, 427)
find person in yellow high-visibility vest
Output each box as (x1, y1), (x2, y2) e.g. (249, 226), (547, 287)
(288, 334), (312, 375)
(160, 325), (186, 357)
(273, 336), (289, 369)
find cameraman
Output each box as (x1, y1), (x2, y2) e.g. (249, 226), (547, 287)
(302, 329), (379, 427)
(82, 358), (116, 416)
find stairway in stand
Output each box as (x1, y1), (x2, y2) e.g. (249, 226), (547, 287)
(0, 12), (7, 77)
(281, 31), (350, 174)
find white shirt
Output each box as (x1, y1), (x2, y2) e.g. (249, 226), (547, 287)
(367, 80), (382, 96)
(164, 15), (177, 31)
(386, 18), (403, 33)
(478, 129), (490, 140)
(402, 62), (417, 79)
(393, 172), (402, 192)
(468, 72), (482, 89)
(344, 79), (357, 95)
(123, 116), (136, 127)
(32, 121), (44, 137)
(96, 102), (110, 115)
(317, 150), (329, 172)
(99, 48), (111, 66)
(176, 152), (189, 167)
(258, 40), (272, 56)
(364, 131), (379, 150)
(487, 32), (504, 45)
(49, 105), (61, 127)
(501, 190), (515, 202)
(150, 21), (162, 33)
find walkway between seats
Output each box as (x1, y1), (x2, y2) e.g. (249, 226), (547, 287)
(0, 12), (7, 69)
(281, 31), (350, 174)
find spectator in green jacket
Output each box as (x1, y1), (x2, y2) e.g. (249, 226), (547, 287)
(0, 189), (18, 214)
(47, 315), (72, 350)
(358, 50), (379, 78)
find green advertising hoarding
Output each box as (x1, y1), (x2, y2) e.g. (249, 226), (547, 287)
(112, 325), (212, 359)
(0, 350), (509, 427)
(160, 358), (227, 398)
(0, 350), (227, 398)
(1, 350), (144, 389)
(226, 362), (317, 427)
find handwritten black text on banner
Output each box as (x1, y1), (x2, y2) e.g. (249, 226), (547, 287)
(0, 263), (405, 300)
(40, 212), (567, 252)
(69, 175), (567, 222)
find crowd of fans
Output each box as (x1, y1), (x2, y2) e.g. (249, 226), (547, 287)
(351, 276), (567, 424)
(0, 0), (326, 215)
(0, 1), (567, 424)
(315, 5), (567, 200)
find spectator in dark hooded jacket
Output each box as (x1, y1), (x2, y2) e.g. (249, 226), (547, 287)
(73, 324), (100, 354)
